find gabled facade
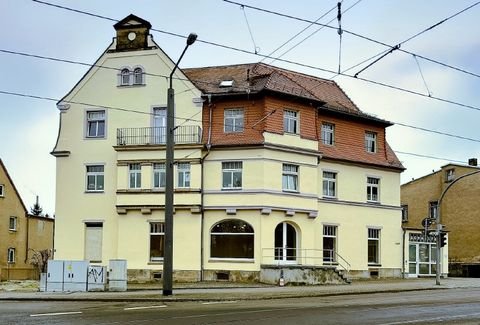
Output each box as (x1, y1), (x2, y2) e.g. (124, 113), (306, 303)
(52, 15), (405, 283)
(0, 159), (54, 280)
(401, 160), (480, 277)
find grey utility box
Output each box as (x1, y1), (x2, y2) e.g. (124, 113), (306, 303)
(108, 259), (127, 291)
(46, 260), (89, 292)
(87, 265), (106, 291)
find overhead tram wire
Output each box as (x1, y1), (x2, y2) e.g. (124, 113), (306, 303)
(268, 0), (364, 65)
(3, 48), (480, 143)
(0, 89), (475, 165)
(352, 1), (480, 78)
(260, 2), (339, 64)
(222, 0), (480, 79)
(240, 5), (260, 54)
(30, 0), (480, 114)
(3, 87), (480, 148)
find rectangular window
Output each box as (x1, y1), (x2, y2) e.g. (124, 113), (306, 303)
(86, 110), (106, 138)
(129, 164), (141, 189)
(177, 163), (191, 188)
(321, 123), (335, 145)
(282, 164), (299, 192)
(365, 131), (377, 153)
(0, 184), (4, 197)
(429, 201), (438, 219)
(150, 222), (165, 262)
(368, 228), (380, 264)
(367, 177), (380, 202)
(445, 169), (455, 182)
(224, 109), (244, 133)
(153, 163), (166, 189)
(322, 171), (337, 198)
(86, 165), (104, 192)
(85, 223), (103, 262)
(402, 205), (409, 222)
(284, 110), (299, 134)
(9, 217), (17, 231)
(7, 248), (15, 264)
(222, 161), (242, 189)
(323, 225), (337, 262)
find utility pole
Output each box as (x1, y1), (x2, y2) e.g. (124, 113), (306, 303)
(163, 33), (197, 296)
(435, 169), (480, 285)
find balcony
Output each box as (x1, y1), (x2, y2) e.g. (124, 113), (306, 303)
(117, 126), (202, 146)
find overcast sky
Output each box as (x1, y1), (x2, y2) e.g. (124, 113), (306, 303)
(1, 0), (479, 215)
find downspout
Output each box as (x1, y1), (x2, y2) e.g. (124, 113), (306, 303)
(402, 227), (405, 278)
(200, 94), (213, 281)
(25, 214), (29, 264)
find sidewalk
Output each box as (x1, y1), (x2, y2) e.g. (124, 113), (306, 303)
(1, 278), (480, 302)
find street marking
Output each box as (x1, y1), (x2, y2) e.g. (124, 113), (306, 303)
(381, 311), (480, 325)
(31, 311), (82, 317)
(124, 305), (167, 311)
(202, 301), (238, 305)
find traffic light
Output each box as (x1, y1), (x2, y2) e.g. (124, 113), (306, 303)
(440, 231), (447, 247)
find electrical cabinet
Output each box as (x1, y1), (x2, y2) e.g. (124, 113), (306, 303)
(46, 260), (89, 292)
(108, 259), (127, 291)
(87, 265), (106, 291)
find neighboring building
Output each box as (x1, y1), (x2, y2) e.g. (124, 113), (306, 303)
(401, 159), (480, 277)
(0, 159), (54, 280)
(51, 15), (405, 283)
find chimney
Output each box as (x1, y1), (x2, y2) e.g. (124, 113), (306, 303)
(468, 158), (478, 166)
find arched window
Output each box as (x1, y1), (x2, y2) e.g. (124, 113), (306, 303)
(133, 67), (144, 85)
(210, 219), (254, 259)
(120, 68), (131, 86)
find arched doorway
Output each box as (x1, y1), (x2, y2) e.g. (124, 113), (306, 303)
(274, 222), (297, 263)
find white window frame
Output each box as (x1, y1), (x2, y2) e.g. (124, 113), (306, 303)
(402, 205), (409, 222)
(133, 66), (145, 85)
(365, 131), (377, 153)
(321, 122), (335, 145)
(119, 68), (131, 86)
(9, 216), (17, 231)
(322, 171), (337, 198)
(284, 110), (299, 134)
(368, 228), (381, 265)
(150, 222), (165, 262)
(445, 168), (455, 182)
(222, 161), (242, 190)
(86, 110), (106, 139)
(367, 177), (380, 202)
(177, 162), (191, 188)
(224, 108), (244, 133)
(86, 164), (105, 192)
(0, 184), (4, 197)
(323, 225), (337, 262)
(7, 248), (15, 264)
(282, 164), (299, 192)
(129, 163), (142, 189)
(153, 163), (166, 189)
(429, 201), (438, 219)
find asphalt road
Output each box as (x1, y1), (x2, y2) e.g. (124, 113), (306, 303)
(2, 288), (480, 324)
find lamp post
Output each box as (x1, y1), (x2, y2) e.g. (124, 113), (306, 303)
(435, 169), (480, 285)
(163, 32), (197, 296)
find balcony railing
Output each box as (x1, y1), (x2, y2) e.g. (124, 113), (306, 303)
(117, 126), (202, 146)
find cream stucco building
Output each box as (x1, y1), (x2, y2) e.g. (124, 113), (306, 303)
(52, 15), (405, 283)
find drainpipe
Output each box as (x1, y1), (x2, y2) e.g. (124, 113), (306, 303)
(200, 94), (213, 281)
(25, 213), (30, 264)
(402, 227), (405, 278)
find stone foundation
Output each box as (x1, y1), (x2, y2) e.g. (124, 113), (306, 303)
(127, 269), (200, 283)
(260, 265), (347, 285)
(202, 270), (260, 283)
(349, 268), (402, 279)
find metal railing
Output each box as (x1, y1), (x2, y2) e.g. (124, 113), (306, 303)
(117, 126), (202, 146)
(261, 247), (351, 275)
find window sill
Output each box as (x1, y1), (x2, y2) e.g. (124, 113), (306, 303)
(367, 201), (381, 205)
(282, 189), (299, 194)
(85, 136), (106, 140)
(117, 84), (146, 88)
(209, 258), (254, 263)
(85, 190), (104, 194)
(221, 188), (242, 191)
(322, 196), (337, 200)
(8, 229), (17, 232)
(148, 261), (164, 265)
(368, 264), (382, 267)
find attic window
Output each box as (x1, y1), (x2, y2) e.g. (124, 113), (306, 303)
(219, 80), (234, 88)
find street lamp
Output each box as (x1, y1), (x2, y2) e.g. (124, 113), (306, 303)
(435, 169), (480, 285)
(163, 32), (197, 296)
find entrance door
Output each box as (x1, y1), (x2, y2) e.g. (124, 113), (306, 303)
(274, 222), (297, 263)
(409, 243), (437, 277)
(153, 107), (167, 144)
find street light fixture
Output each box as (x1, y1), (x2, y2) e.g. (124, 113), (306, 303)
(163, 32), (197, 296)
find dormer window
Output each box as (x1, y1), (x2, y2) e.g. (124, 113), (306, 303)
(219, 80), (234, 88)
